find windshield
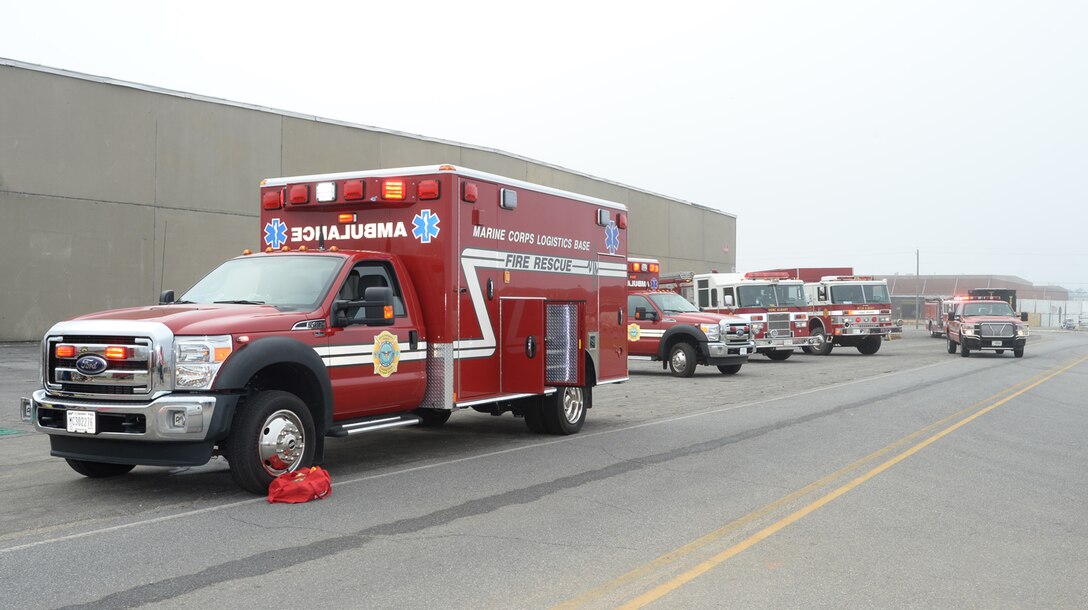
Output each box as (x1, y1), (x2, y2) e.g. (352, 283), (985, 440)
(736, 283), (804, 308)
(829, 283), (889, 305)
(180, 255), (343, 310)
(648, 292), (700, 313)
(963, 302), (1015, 317)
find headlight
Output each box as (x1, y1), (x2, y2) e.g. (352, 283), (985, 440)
(174, 335), (233, 390)
(1016, 325), (1028, 337)
(700, 323), (721, 342)
(961, 325), (975, 336)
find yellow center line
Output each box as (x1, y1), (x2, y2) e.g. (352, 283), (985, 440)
(617, 355), (1088, 609)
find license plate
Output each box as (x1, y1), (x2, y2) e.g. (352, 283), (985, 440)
(992, 340), (1003, 347)
(66, 410), (96, 434)
(740, 348), (748, 355)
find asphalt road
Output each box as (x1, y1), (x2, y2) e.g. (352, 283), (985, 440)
(1, 329), (1086, 609)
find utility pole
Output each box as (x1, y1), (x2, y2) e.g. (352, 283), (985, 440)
(915, 249), (921, 329)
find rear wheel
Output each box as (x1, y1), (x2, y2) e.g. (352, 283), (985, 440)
(543, 386), (589, 435)
(810, 328), (833, 355)
(521, 397), (548, 434)
(717, 364), (742, 375)
(224, 390), (316, 495)
(857, 336), (882, 355)
(766, 350), (793, 361)
(66, 459), (135, 478)
(668, 342), (698, 378)
(413, 408), (452, 427)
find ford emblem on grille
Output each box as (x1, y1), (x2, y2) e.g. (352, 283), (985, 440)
(75, 354), (109, 376)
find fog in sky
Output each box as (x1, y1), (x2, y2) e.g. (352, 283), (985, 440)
(4, 1), (1086, 289)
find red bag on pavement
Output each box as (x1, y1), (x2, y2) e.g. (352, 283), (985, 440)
(267, 466), (332, 504)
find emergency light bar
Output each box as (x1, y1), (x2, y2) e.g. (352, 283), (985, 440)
(744, 271), (792, 280)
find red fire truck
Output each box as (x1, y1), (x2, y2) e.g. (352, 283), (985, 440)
(624, 259), (753, 376)
(627, 256), (661, 291)
(681, 271), (814, 361)
(924, 297), (954, 338)
(20, 165), (629, 493)
(803, 276), (901, 355)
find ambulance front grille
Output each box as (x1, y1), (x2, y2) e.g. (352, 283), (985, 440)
(545, 303), (579, 385)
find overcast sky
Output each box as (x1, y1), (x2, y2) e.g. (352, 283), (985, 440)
(4, 1), (1086, 289)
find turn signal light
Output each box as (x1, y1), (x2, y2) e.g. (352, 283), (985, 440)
(55, 345), (77, 358)
(384, 305), (394, 319)
(214, 347), (233, 362)
(105, 346), (129, 360)
(382, 180), (406, 200)
(339, 213), (357, 224)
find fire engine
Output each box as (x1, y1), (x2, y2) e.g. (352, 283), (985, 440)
(625, 259), (753, 376)
(803, 276), (901, 355)
(678, 271), (814, 361)
(20, 165), (629, 493)
(945, 296), (1028, 357)
(924, 297), (954, 338)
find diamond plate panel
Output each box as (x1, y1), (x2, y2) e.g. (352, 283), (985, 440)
(422, 343), (454, 409)
(545, 303), (579, 384)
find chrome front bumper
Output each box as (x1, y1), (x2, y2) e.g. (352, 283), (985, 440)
(26, 389), (223, 442)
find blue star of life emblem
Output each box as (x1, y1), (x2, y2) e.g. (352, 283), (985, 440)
(604, 222), (620, 255)
(412, 209), (441, 244)
(264, 218), (288, 249)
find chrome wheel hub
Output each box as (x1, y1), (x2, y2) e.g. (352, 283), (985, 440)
(258, 409), (305, 476)
(562, 388), (584, 425)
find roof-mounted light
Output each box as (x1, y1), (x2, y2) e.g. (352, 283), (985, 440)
(288, 185), (310, 205)
(382, 179), (406, 201)
(316, 182), (336, 203)
(419, 179), (440, 200)
(343, 180), (365, 201)
(262, 190), (283, 210)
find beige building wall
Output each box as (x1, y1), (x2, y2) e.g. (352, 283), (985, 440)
(0, 60), (736, 341)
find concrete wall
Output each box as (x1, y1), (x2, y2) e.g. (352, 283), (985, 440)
(0, 60), (736, 341)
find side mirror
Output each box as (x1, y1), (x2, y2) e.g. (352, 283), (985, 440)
(333, 286), (396, 327)
(723, 295), (734, 307)
(634, 307), (656, 321)
(159, 290), (175, 305)
(817, 287), (827, 301)
(1021, 312), (1028, 322)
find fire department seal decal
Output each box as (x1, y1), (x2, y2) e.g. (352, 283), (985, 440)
(627, 323), (642, 342)
(372, 331), (401, 377)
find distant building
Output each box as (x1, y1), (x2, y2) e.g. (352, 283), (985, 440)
(877, 274), (1068, 320)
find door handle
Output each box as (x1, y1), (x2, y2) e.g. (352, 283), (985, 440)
(526, 335), (537, 359)
(409, 330), (419, 351)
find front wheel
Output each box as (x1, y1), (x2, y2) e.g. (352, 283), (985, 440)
(801, 346), (815, 354)
(542, 386), (589, 435)
(766, 350), (793, 361)
(960, 340), (970, 358)
(66, 459), (135, 478)
(857, 336), (882, 355)
(668, 343), (698, 378)
(947, 337), (957, 354)
(809, 328), (833, 355)
(1014, 346), (1024, 358)
(224, 390), (316, 495)
(717, 364), (742, 375)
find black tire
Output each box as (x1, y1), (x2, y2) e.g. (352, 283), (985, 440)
(1014, 347), (1024, 358)
(717, 364), (742, 375)
(960, 340), (970, 358)
(414, 408), (452, 427)
(766, 350), (793, 361)
(542, 386), (589, 435)
(668, 342), (698, 378)
(801, 346), (815, 355)
(522, 398), (548, 434)
(224, 390), (316, 495)
(65, 459), (135, 478)
(810, 327), (833, 355)
(947, 337), (957, 354)
(857, 336), (882, 355)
